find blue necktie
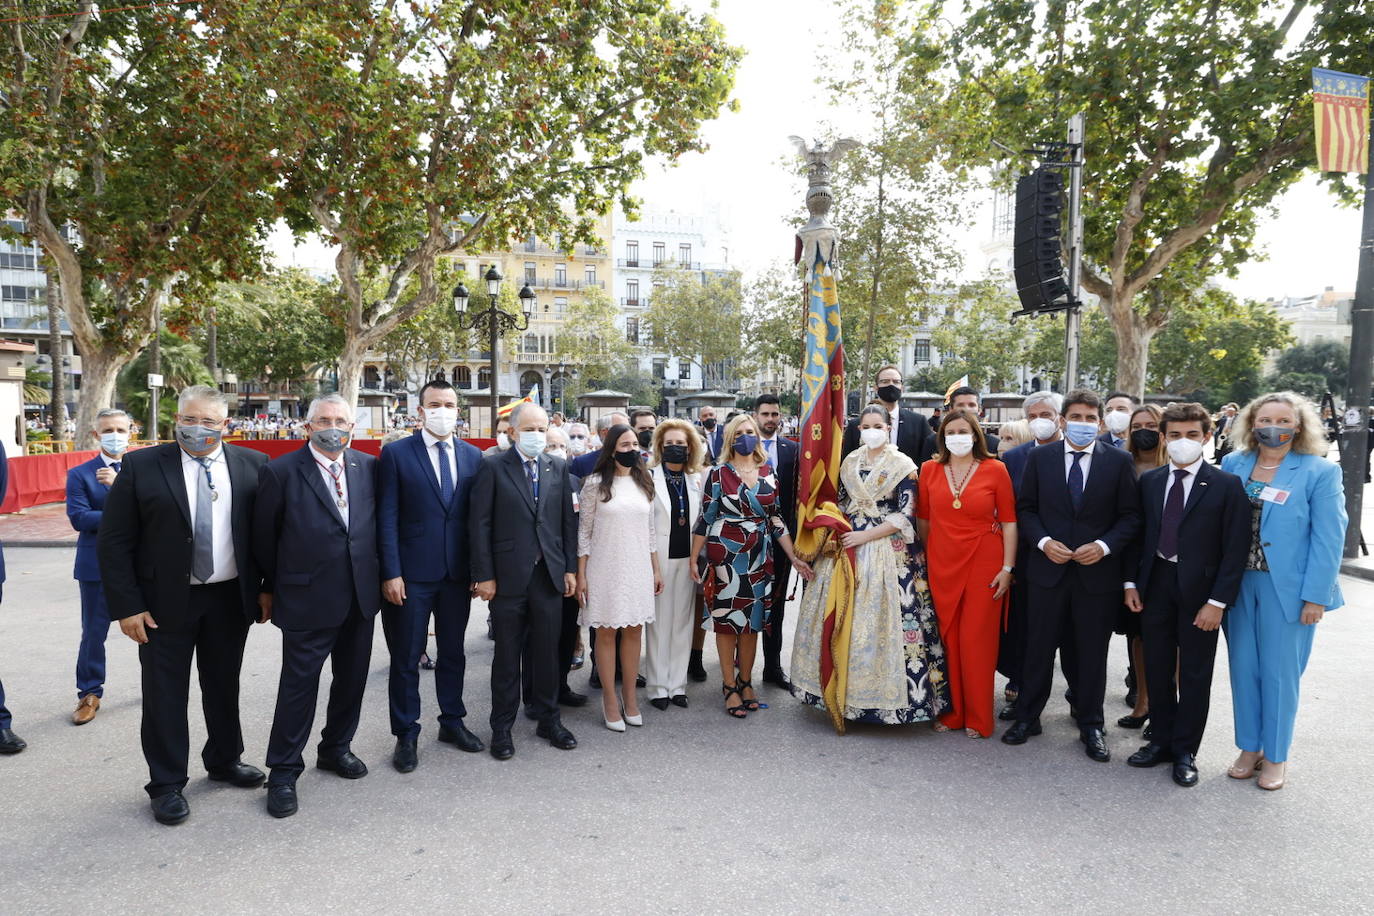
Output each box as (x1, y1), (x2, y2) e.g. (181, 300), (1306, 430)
(766, 439), (776, 466)
(436, 441), (453, 504)
(110, 461), (121, 473)
(1068, 451), (1086, 512)
(525, 458), (539, 502)
(1158, 468), (1188, 560)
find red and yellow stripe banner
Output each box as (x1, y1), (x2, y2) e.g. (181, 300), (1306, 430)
(1313, 68), (1370, 174)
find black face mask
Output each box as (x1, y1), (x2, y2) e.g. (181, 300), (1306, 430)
(614, 450), (639, 468)
(636, 429), (653, 448)
(661, 444), (689, 465)
(1130, 429), (1160, 452)
(701, 417), (717, 430)
(877, 384), (902, 403)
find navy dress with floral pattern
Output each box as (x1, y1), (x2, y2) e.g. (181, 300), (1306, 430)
(694, 462), (784, 634)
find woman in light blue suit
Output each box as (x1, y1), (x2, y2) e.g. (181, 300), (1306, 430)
(1221, 392), (1347, 791)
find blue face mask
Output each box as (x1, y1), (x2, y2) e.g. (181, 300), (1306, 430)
(1063, 421), (1098, 448)
(734, 434), (759, 456)
(1254, 425), (1294, 449)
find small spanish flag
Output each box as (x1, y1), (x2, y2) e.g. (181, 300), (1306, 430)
(497, 384), (538, 419)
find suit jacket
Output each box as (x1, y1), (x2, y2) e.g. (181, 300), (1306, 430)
(67, 454), (110, 582)
(1001, 439), (1059, 494)
(253, 445), (381, 630)
(762, 436), (799, 535)
(98, 442), (267, 628)
(1221, 450), (1347, 618)
(842, 407), (936, 469)
(984, 432), (1002, 457)
(701, 425), (724, 462)
(469, 447), (578, 596)
(1016, 441), (1142, 594)
(378, 431), (482, 584)
(1127, 462), (1249, 610)
(650, 465), (703, 557)
(1097, 431), (1128, 451)
(570, 450), (599, 480)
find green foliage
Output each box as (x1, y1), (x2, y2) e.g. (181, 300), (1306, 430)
(1263, 371), (1330, 400)
(557, 286), (638, 387)
(117, 330), (215, 437)
(743, 263), (805, 379)
(642, 267), (744, 388)
(212, 270), (344, 389)
(931, 279), (1031, 391)
(1270, 340), (1350, 395)
(905, 366), (959, 394)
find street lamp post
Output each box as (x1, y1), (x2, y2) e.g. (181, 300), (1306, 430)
(454, 266), (536, 436)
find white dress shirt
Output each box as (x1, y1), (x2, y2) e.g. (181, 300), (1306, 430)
(422, 429), (459, 493)
(761, 435), (779, 467)
(181, 444), (237, 583)
(1124, 458), (1225, 608)
(1037, 440), (1110, 557)
(887, 405), (901, 445)
(309, 443), (350, 528)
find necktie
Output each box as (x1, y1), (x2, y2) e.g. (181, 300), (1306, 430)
(766, 439), (776, 466)
(1158, 468), (1188, 560)
(436, 441), (453, 504)
(192, 457), (215, 582)
(110, 461), (122, 473)
(1067, 451), (1086, 512)
(525, 459), (539, 502)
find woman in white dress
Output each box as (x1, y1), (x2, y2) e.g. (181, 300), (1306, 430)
(645, 419), (706, 710)
(576, 424), (663, 731)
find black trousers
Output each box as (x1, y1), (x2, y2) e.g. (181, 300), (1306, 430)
(999, 547), (1079, 698)
(137, 580), (250, 798)
(1014, 569), (1113, 730)
(491, 561), (562, 732)
(266, 602), (374, 785)
(762, 542), (793, 669)
(1141, 560), (1221, 757)
(523, 595), (579, 703)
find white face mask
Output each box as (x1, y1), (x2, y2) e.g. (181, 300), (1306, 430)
(495, 432), (511, 450)
(546, 447), (567, 461)
(945, 433), (975, 457)
(1105, 409), (1131, 435)
(423, 406), (457, 437)
(859, 427), (887, 450)
(1028, 417), (1058, 442)
(1166, 437), (1204, 467)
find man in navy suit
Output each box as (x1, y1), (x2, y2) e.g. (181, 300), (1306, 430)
(254, 394), (381, 818)
(755, 394), (800, 687)
(1123, 403), (1248, 786)
(840, 365), (937, 467)
(698, 405), (723, 462)
(66, 408), (133, 725)
(1003, 389), (1141, 762)
(378, 379), (485, 773)
(1098, 391), (1135, 450)
(0, 437), (21, 755)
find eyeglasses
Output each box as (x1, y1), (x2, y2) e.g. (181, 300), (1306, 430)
(177, 415), (226, 429)
(310, 418), (354, 429)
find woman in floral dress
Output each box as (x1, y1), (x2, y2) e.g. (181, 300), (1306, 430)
(791, 405), (950, 730)
(691, 414), (813, 718)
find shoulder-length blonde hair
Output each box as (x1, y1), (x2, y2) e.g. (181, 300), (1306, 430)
(1229, 391), (1328, 456)
(720, 412), (768, 465)
(650, 418), (706, 474)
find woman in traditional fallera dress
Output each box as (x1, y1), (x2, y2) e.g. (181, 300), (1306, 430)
(791, 405), (950, 729)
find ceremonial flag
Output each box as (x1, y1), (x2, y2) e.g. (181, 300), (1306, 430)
(1312, 68), (1370, 174)
(943, 375), (970, 403)
(498, 385), (537, 419)
(796, 253), (856, 734)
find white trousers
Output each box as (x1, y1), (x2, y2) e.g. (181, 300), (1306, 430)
(644, 555), (696, 699)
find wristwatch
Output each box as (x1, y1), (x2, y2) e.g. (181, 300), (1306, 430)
(1001, 565), (1014, 573)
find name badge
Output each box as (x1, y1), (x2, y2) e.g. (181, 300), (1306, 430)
(1258, 486), (1290, 505)
(571, 491), (580, 511)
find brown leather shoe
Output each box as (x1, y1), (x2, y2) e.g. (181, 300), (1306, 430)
(72, 695), (100, 725)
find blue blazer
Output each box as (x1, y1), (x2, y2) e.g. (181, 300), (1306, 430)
(1001, 440), (1036, 494)
(378, 431), (481, 584)
(1221, 450), (1347, 618)
(67, 455), (110, 582)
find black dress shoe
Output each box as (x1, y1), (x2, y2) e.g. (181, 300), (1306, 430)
(393, 738), (418, 773)
(1001, 721), (1042, 745)
(535, 721), (578, 750)
(207, 761), (266, 788)
(1124, 689), (1138, 708)
(635, 674), (646, 688)
(1068, 704), (1080, 722)
(762, 667), (792, 690)
(1127, 742), (1173, 768)
(688, 651), (708, 683)
(0, 728), (27, 754)
(1172, 753), (1199, 787)
(437, 721), (484, 753)
(1080, 729), (1110, 762)
(1117, 713), (1149, 729)
(486, 613), (494, 640)
(649, 697), (670, 711)
(316, 750), (368, 779)
(589, 670), (602, 690)
(151, 790), (190, 826)
(489, 731), (514, 760)
(558, 688), (588, 707)
(266, 783), (298, 819)
(998, 704), (1017, 721)
(670, 694), (689, 709)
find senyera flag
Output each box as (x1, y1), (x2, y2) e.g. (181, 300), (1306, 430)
(498, 384), (538, 419)
(795, 253), (856, 733)
(1312, 68), (1370, 174)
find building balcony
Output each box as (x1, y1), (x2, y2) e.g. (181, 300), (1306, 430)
(620, 297), (645, 308)
(526, 277), (605, 291)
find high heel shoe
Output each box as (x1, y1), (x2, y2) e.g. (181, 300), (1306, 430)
(1227, 752), (1264, 780)
(617, 691), (643, 726)
(1257, 761), (1286, 791)
(603, 700), (626, 732)
(736, 677), (760, 712)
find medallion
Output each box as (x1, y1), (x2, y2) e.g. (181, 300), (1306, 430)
(210, 490), (219, 502)
(952, 497), (962, 509)
(337, 497), (348, 508)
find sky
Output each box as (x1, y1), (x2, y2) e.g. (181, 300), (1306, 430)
(271, 0), (1364, 302)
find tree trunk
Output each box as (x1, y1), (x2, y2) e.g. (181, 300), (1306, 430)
(147, 297), (162, 440)
(45, 267), (68, 441)
(1104, 297), (1156, 399)
(336, 336), (368, 409)
(205, 306), (218, 376)
(74, 348), (130, 444)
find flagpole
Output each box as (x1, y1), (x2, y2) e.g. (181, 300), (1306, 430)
(1341, 118), (1374, 558)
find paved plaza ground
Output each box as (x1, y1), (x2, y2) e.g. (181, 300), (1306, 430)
(1, 547), (1371, 913)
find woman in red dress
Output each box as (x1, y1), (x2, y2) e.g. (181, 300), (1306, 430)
(916, 409), (1019, 738)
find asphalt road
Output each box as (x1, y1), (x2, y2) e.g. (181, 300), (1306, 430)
(1, 547), (1371, 914)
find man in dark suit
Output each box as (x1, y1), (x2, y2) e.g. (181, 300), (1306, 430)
(698, 405), (723, 462)
(948, 386), (1001, 456)
(0, 437), (22, 756)
(840, 365), (937, 467)
(254, 394), (381, 818)
(1098, 391), (1135, 450)
(754, 394), (799, 687)
(470, 402), (579, 759)
(65, 408), (132, 725)
(1002, 389), (1141, 763)
(379, 379), (485, 773)
(1123, 403), (1248, 786)
(99, 386), (270, 825)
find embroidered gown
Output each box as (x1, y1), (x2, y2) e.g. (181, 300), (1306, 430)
(791, 445), (950, 726)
